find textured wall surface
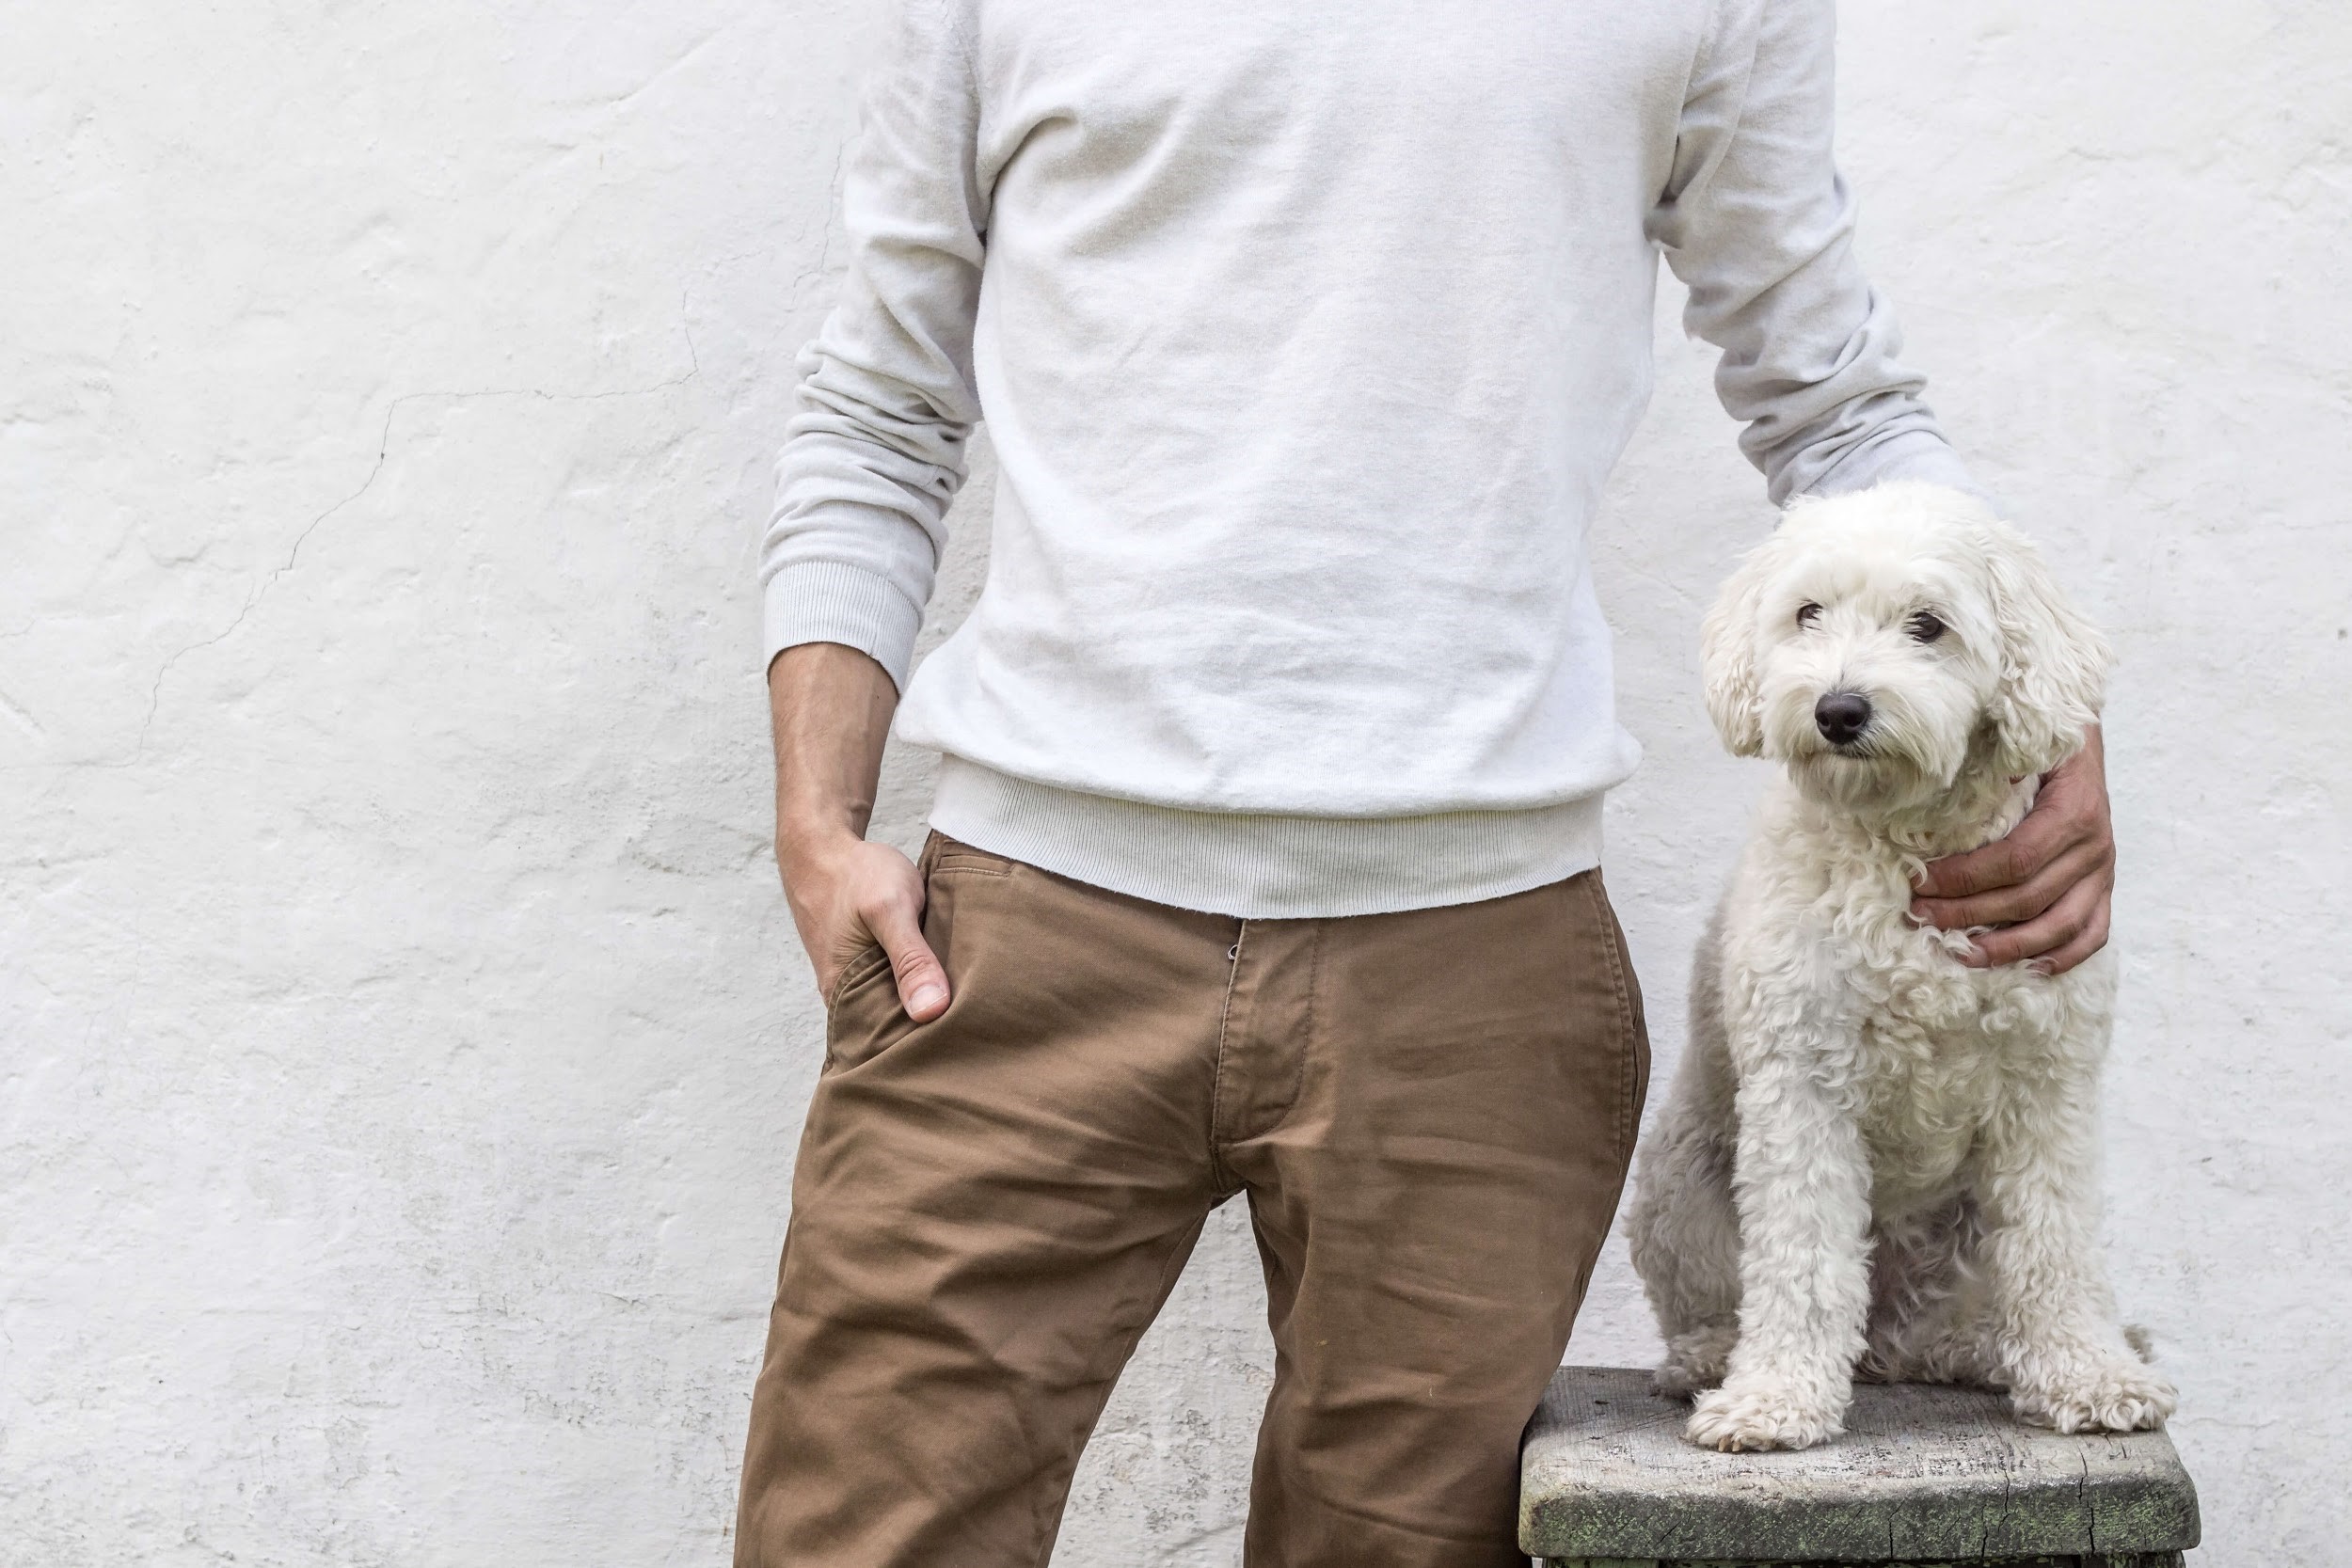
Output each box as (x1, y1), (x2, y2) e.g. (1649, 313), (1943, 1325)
(3, 2), (2344, 1563)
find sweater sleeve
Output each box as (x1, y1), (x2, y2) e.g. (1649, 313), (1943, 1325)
(1646, 0), (1984, 506)
(760, 0), (987, 688)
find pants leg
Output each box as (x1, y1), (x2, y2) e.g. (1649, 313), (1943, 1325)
(733, 838), (1236, 1568)
(1221, 871), (1651, 1568)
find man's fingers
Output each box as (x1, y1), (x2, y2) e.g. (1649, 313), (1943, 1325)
(2026, 914), (2111, 978)
(1915, 838), (2110, 931)
(1960, 877), (2108, 971)
(1915, 804), (2076, 899)
(1915, 724), (2113, 973)
(864, 889), (951, 1022)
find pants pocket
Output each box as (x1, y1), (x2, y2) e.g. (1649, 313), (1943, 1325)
(1581, 871), (1652, 1170)
(822, 945), (901, 1070)
(827, 943), (892, 1009)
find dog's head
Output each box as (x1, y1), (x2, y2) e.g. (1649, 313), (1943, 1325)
(1699, 483), (2110, 813)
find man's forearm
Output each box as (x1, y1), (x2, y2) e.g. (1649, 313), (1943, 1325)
(767, 641), (951, 1017)
(770, 641), (898, 861)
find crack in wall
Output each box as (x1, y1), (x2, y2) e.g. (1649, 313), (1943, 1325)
(132, 306), (705, 753)
(782, 141), (851, 318)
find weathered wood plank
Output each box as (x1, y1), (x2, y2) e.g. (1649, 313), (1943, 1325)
(1520, 1368), (2199, 1563)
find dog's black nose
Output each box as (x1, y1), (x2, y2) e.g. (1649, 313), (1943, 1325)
(1815, 691), (1872, 745)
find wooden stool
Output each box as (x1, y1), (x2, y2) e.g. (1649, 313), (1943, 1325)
(1519, 1367), (2199, 1568)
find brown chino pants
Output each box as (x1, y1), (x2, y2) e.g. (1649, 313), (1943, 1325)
(735, 834), (1648, 1568)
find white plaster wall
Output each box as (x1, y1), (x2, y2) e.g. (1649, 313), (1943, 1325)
(3, 1), (2344, 1561)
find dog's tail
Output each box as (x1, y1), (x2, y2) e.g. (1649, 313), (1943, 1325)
(2124, 1323), (2157, 1363)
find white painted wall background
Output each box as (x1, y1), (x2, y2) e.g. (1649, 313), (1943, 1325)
(3, 2), (2344, 1562)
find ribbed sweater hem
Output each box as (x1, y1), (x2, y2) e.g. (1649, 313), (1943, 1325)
(928, 757), (1606, 919)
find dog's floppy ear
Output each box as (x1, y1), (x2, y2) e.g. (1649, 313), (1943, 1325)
(1980, 518), (2111, 778)
(1699, 537), (1775, 757)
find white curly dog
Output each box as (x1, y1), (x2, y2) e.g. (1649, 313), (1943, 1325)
(1627, 481), (2176, 1453)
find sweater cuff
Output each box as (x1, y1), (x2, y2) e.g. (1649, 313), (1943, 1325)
(1811, 428), (2002, 514)
(761, 558), (926, 692)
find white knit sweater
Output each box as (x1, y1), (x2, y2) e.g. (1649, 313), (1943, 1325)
(762, 0), (1979, 917)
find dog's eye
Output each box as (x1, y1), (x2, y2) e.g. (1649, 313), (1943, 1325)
(1907, 611), (1947, 643)
(1796, 603), (1822, 627)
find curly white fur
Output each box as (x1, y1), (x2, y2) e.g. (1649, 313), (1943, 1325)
(1628, 482), (2175, 1452)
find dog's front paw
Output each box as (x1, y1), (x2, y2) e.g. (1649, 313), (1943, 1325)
(2010, 1357), (2176, 1434)
(1684, 1375), (1845, 1451)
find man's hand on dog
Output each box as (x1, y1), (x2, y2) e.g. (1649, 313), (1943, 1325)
(1911, 725), (2114, 975)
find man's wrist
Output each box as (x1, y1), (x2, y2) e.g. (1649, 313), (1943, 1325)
(776, 814), (867, 879)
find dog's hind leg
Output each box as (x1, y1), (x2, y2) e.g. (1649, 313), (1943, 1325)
(1627, 919), (1744, 1400)
(1629, 1125), (1741, 1398)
